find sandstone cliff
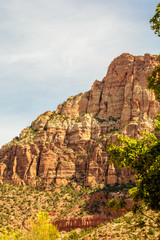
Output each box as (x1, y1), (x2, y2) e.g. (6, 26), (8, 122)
(0, 53), (159, 187)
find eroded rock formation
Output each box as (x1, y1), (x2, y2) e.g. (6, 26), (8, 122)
(0, 53), (159, 187)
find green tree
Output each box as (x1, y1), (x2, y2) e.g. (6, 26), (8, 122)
(147, 2), (160, 99)
(150, 3), (160, 37)
(107, 1), (160, 212)
(147, 65), (160, 100)
(107, 132), (160, 210)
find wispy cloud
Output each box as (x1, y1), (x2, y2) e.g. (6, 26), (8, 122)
(0, 0), (159, 147)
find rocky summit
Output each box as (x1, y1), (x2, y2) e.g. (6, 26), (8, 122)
(0, 53), (159, 187)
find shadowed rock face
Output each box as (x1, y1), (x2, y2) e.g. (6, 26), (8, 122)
(0, 53), (159, 187)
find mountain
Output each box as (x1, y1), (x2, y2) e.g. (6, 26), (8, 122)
(0, 53), (159, 187)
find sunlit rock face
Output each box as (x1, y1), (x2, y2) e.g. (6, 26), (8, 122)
(0, 53), (159, 187)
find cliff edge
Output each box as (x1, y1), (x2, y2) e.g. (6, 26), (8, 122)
(0, 53), (159, 187)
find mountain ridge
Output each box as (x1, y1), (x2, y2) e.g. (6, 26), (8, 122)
(0, 53), (159, 187)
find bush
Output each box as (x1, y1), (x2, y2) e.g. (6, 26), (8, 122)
(25, 211), (59, 240)
(0, 212), (59, 240)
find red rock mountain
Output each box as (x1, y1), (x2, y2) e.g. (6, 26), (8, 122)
(0, 53), (159, 187)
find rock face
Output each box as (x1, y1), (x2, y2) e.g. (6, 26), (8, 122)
(0, 53), (159, 187)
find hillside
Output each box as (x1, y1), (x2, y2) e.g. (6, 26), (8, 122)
(0, 181), (159, 239)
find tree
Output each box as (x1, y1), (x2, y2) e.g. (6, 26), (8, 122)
(107, 132), (160, 210)
(25, 212), (59, 240)
(150, 3), (160, 37)
(107, 2), (160, 211)
(107, 3), (160, 210)
(147, 3), (160, 99)
(0, 212), (59, 240)
(106, 3), (160, 238)
(147, 65), (160, 100)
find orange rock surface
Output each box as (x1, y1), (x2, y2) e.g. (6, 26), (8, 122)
(0, 53), (159, 187)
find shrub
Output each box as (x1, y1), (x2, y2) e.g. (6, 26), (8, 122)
(24, 211), (59, 240)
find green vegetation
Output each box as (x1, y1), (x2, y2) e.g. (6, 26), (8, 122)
(0, 181), (102, 231)
(109, 0), (160, 207)
(106, 198), (126, 212)
(0, 180), (135, 234)
(1, 3), (160, 239)
(94, 116), (120, 124)
(10, 126), (40, 145)
(147, 3), (160, 100)
(147, 64), (160, 100)
(106, 3), (160, 238)
(150, 3), (160, 37)
(107, 132), (160, 210)
(107, 2), (160, 211)
(106, 129), (160, 237)
(1, 208), (159, 239)
(60, 208), (160, 239)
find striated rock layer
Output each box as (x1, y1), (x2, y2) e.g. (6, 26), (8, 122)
(0, 53), (160, 187)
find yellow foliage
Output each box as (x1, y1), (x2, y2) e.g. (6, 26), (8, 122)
(24, 211), (59, 240)
(0, 212), (59, 240)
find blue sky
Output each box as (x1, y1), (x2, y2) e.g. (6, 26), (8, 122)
(0, 0), (159, 147)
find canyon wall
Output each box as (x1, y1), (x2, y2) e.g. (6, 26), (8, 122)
(0, 53), (159, 187)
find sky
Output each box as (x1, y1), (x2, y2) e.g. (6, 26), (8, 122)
(0, 0), (159, 147)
